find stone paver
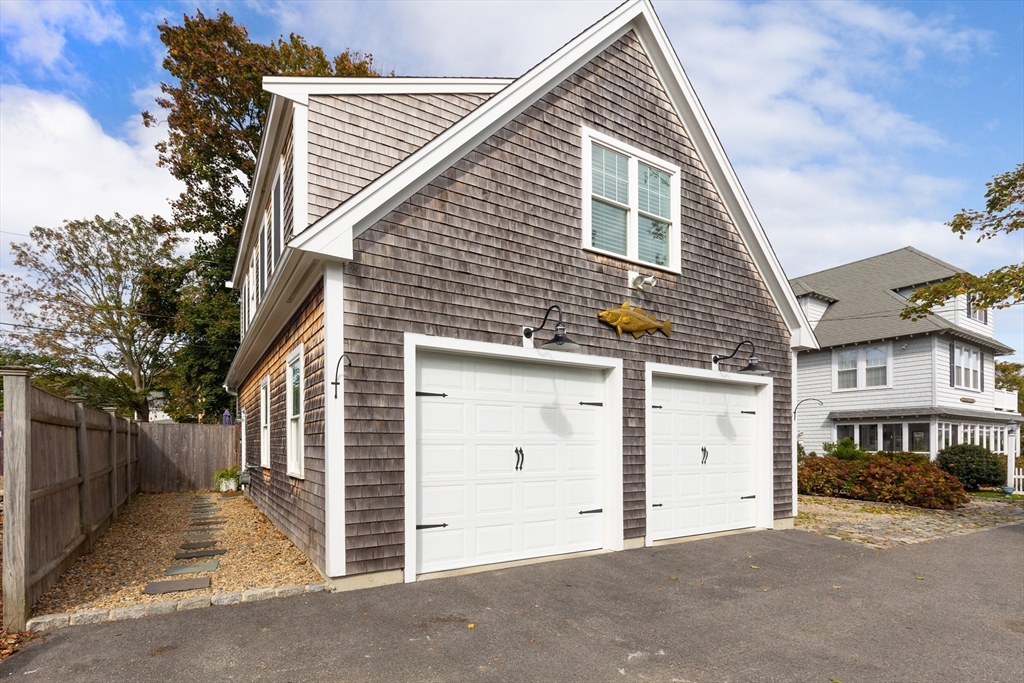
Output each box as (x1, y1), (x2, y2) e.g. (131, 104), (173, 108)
(796, 494), (1024, 548)
(143, 577), (211, 595)
(164, 561), (219, 576)
(173, 549), (226, 560)
(180, 541), (217, 550)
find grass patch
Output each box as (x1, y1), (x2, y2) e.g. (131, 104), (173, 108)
(969, 491), (1024, 502)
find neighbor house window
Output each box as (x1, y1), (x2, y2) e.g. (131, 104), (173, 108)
(952, 342), (981, 390)
(966, 295), (987, 323)
(859, 424), (878, 452)
(882, 423), (903, 451)
(286, 345), (304, 478)
(260, 377), (270, 468)
(582, 128), (680, 270)
(909, 423), (929, 453)
(833, 343), (891, 391)
(836, 425), (855, 442)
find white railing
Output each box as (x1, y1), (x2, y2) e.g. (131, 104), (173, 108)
(1014, 468), (1024, 495)
(994, 388), (1019, 413)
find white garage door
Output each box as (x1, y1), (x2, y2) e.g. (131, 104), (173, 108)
(648, 376), (758, 541)
(416, 352), (606, 575)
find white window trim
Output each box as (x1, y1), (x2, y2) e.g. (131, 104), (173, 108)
(831, 342), (893, 392)
(285, 343), (305, 479)
(240, 407), (247, 468)
(580, 127), (681, 274)
(259, 376), (271, 469)
(952, 342), (982, 392)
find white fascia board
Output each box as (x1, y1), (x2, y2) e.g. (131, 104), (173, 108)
(631, 4), (818, 352)
(290, 0), (645, 256)
(264, 77), (515, 106)
(232, 94), (290, 286)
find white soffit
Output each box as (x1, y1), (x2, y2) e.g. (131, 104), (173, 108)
(290, 0), (816, 350)
(264, 77), (514, 106)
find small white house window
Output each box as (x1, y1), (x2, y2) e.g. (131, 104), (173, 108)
(953, 342), (981, 391)
(581, 128), (680, 271)
(285, 344), (304, 478)
(966, 295), (987, 323)
(833, 343), (892, 391)
(259, 376), (270, 468)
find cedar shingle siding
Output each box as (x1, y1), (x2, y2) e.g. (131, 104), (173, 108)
(340, 33), (792, 573)
(240, 282), (326, 570)
(308, 93), (494, 223)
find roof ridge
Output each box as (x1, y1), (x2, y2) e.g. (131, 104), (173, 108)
(790, 245), (938, 283)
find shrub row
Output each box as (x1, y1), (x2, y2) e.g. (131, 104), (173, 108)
(798, 453), (969, 510)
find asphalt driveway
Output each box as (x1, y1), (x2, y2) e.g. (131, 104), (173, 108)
(3, 524), (1022, 682)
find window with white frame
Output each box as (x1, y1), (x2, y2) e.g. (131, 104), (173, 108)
(582, 128), (680, 270)
(833, 343), (891, 391)
(966, 295), (987, 323)
(285, 345), (304, 478)
(953, 342), (981, 390)
(259, 377), (270, 468)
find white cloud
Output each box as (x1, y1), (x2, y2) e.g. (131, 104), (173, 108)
(0, 85), (181, 239)
(0, 0), (126, 75)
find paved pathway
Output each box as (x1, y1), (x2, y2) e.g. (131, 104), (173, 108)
(143, 495), (224, 595)
(2, 522), (1021, 682)
(796, 495), (1024, 548)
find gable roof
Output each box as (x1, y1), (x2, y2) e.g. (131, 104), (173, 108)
(790, 246), (1014, 354)
(285, 0), (815, 350)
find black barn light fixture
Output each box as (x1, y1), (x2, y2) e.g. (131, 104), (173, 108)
(523, 304), (581, 351)
(712, 340), (770, 375)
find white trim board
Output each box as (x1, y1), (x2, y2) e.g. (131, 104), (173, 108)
(643, 362), (775, 547)
(265, 77), (514, 106)
(403, 333), (624, 584)
(323, 262), (346, 577)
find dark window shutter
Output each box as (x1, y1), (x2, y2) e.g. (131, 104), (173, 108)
(949, 342), (955, 387)
(966, 296), (972, 319)
(983, 308), (988, 325)
(980, 352), (985, 392)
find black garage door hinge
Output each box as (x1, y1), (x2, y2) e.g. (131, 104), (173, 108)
(740, 495), (756, 500)
(741, 410), (756, 415)
(651, 405), (663, 409)
(578, 508), (603, 515)
(416, 523), (449, 529)
(652, 503), (663, 508)
(579, 402), (603, 406)
(416, 391), (448, 397)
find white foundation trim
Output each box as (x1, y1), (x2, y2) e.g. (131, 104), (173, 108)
(323, 262), (346, 577)
(643, 362), (775, 548)
(403, 333), (624, 584)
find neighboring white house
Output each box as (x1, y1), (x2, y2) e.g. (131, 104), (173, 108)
(791, 247), (1021, 469)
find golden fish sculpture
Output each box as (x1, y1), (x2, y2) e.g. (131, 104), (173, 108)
(598, 301), (671, 338)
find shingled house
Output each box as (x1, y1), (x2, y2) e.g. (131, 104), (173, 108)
(225, 0), (817, 588)
(791, 247), (1021, 465)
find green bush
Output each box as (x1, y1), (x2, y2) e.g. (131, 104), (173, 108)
(214, 467), (239, 485)
(797, 457), (851, 497)
(823, 438), (868, 461)
(936, 444), (1004, 491)
(846, 459), (968, 510)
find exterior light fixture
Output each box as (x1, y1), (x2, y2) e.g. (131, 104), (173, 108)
(331, 354), (352, 399)
(523, 304), (581, 351)
(713, 340), (769, 375)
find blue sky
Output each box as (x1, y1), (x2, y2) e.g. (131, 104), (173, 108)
(1, 0), (1022, 359)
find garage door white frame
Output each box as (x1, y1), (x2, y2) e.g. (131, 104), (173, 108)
(404, 333), (624, 583)
(644, 362), (774, 547)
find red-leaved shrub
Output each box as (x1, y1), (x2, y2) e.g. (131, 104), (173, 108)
(846, 459), (968, 510)
(797, 457), (850, 497)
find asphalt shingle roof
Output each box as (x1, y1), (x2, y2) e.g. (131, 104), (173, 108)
(789, 246), (1014, 355)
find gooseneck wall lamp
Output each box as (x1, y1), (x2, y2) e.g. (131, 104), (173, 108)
(523, 305), (581, 352)
(712, 340), (770, 375)
(331, 354), (352, 399)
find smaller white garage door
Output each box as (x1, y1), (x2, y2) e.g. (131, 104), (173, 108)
(416, 353), (607, 575)
(648, 376), (758, 541)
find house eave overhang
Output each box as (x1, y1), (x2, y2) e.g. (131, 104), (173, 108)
(810, 327), (1014, 357)
(263, 77), (515, 106)
(225, 247), (324, 388)
(828, 407), (1023, 424)
(289, 0), (818, 352)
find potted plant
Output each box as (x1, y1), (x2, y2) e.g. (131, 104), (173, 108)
(214, 466), (240, 492)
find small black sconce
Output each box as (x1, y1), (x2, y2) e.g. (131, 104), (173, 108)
(331, 354), (352, 399)
(523, 304), (581, 352)
(712, 340), (769, 375)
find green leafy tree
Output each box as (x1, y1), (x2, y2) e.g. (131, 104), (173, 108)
(902, 164), (1023, 320)
(0, 215), (182, 420)
(141, 10), (381, 422)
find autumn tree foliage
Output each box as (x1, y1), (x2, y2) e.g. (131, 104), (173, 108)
(902, 163), (1023, 320)
(142, 10), (381, 421)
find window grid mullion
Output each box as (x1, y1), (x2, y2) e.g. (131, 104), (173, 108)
(628, 156), (638, 260)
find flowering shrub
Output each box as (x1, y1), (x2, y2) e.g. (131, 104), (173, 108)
(797, 457), (851, 497)
(872, 451), (931, 466)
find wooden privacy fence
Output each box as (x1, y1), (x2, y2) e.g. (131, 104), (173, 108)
(137, 423), (238, 492)
(2, 368), (138, 631)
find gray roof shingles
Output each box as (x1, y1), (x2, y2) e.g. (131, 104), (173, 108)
(790, 246), (1014, 355)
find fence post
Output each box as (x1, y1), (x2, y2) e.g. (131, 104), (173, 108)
(104, 407), (118, 522)
(124, 417), (133, 502)
(68, 397), (93, 551)
(2, 367), (32, 631)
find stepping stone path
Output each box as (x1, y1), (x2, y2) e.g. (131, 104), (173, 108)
(143, 494), (228, 596)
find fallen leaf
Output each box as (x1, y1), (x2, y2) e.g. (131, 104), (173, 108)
(763, 588), (769, 592)
(916, 576), (925, 581)
(530, 638), (536, 643)
(833, 585), (841, 589)
(750, 565), (760, 570)
(467, 623), (475, 629)
(669, 576), (678, 581)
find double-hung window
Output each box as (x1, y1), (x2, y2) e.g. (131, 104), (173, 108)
(833, 343), (891, 391)
(286, 345), (304, 478)
(259, 377), (270, 468)
(952, 342), (981, 390)
(582, 128), (680, 271)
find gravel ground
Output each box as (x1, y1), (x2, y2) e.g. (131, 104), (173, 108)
(32, 492), (322, 614)
(796, 494), (1024, 548)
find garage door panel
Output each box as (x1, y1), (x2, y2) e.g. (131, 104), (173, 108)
(421, 444), (466, 478)
(476, 404), (515, 434)
(523, 406), (561, 436)
(565, 477), (600, 506)
(420, 529), (465, 565)
(421, 484), (465, 517)
(476, 524), (514, 557)
(476, 483), (515, 514)
(523, 480), (558, 510)
(565, 516), (600, 546)
(650, 375), (759, 542)
(474, 359), (516, 393)
(522, 368), (557, 398)
(523, 520), (557, 551)
(475, 445), (515, 475)
(522, 444), (557, 472)
(421, 402), (465, 434)
(562, 407), (598, 439)
(566, 444), (600, 472)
